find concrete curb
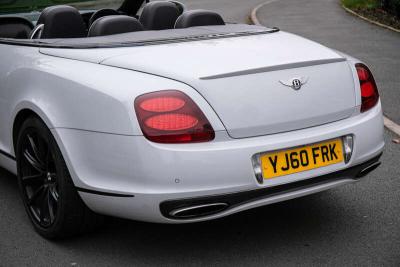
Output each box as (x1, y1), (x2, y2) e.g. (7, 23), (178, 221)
(341, 5), (400, 34)
(250, 2), (263, 25)
(250, 0), (279, 26)
(384, 116), (400, 137)
(249, 0), (400, 137)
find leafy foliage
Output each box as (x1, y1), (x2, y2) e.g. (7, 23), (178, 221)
(342, 0), (380, 9)
(381, 0), (400, 16)
(0, 0), (125, 14)
(342, 0), (400, 17)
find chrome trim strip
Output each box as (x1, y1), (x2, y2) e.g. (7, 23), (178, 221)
(170, 203), (228, 217)
(200, 58), (346, 80)
(29, 24), (44, 39)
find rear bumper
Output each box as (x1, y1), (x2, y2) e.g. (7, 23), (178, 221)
(160, 154), (382, 220)
(51, 102), (384, 223)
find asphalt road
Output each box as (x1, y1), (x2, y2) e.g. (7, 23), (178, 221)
(1, 1), (399, 266)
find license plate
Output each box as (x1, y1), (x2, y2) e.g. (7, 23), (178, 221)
(260, 138), (344, 179)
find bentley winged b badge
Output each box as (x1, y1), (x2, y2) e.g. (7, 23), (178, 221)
(279, 77), (309, 90)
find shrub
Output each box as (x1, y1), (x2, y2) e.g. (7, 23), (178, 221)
(381, 0), (400, 17)
(342, 0), (379, 8)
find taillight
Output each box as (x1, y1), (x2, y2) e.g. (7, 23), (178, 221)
(356, 63), (379, 113)
(134, 90), (215, 143)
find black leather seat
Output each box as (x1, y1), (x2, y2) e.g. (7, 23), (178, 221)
(89, 8), (120, 26)
(0, 17), (33, 39)
(139, 1), (180, 30)
(32, 5), (86, 39)
(175, 10), (225, 29)
(88, 15), (143, 37)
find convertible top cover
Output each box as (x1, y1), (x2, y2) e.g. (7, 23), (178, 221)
(0, 24), (278, 48)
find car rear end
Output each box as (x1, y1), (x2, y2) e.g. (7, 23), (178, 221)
(73, 96), (383, 223)
(46, 29), (384, 223)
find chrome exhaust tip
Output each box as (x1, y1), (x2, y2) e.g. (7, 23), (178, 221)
(357, 162), (381, 178)
(169, 203), (229, 219)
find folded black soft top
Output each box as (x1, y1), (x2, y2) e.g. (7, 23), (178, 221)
(0, 24), (278, 49)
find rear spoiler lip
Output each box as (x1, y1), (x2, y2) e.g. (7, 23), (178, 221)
(200, 58), (347, 80)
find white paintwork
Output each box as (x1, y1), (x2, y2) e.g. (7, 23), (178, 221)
(52, 102), (384, 222)
(0, 26), (384, 223)
(41, 31), (344, 72)
(41, 32), (358, 138)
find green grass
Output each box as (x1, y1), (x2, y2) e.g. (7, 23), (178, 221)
(342, 0), (380, 9)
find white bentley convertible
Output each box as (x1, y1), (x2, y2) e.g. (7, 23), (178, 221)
(0, 0), (384, 239)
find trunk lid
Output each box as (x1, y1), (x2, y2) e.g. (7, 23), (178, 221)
(101, 31), (356, 138)
(44, 31), (357, 138)
(195, 60), (356, 138)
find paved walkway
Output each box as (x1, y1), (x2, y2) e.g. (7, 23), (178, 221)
(181, 0), (265, 23)
(256, 0), (400, 124)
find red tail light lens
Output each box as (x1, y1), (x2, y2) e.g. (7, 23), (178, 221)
(145, 114), (198, 131)
(356, 63), (379, 113)
(134, 90), (215, 143)
(139, 97), (185, 112)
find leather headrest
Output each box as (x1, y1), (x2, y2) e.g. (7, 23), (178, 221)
(0, 17), (33, 39)
(37, 5), (86, 39)
(89, 8), (120, 26)
(88, 15), (144, 37)
(139, 1), (180, 30)
(175, 10), (225, 29)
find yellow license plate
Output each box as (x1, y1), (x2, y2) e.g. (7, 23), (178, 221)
(260, 138), (344, 179)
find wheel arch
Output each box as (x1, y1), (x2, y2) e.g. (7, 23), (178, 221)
(10, 103), (86, 192)
(11, 102), (55, 155)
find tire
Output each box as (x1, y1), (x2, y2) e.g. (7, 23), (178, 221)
(16, 116), (103, 239)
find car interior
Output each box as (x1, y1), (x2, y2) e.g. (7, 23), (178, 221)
(0, 0), (226, 39)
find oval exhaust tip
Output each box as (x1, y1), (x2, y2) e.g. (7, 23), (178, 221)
(170, 203), (229, 219)
(357, 162), (381, 178)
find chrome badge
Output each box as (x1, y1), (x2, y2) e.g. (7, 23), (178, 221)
(279, 77), (309, 90)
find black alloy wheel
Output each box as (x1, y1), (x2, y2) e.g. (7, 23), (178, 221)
(16, 116), (103, 239)
(19, 128), (59, 227)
